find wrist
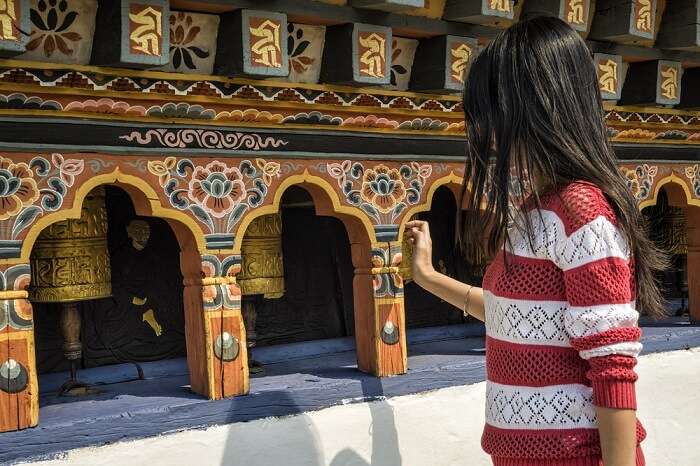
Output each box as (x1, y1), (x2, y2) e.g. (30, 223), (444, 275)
(414, 266), (438, 288)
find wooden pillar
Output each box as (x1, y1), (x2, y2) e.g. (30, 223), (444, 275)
(685, 206), (700, 322)
(182, 252), (249, 399)
(353, 242), (407, 376)
(0, 263), (38, 433)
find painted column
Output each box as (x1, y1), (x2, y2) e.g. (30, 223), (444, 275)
(353, 242), (407, 376)
(686, 206), (700, 322)
(182, 253), (249, 399)
(0, 263), (38, 432)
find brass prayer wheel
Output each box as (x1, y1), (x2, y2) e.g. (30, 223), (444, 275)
(399, 231), (413, 283)
(29, 186), (112, 303)
(28, 186), (112, 393)
(238, 213), (285, 298)
(659, 206), (688, 255)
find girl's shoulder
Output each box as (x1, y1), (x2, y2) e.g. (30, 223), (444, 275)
(539, 181), (617, 235)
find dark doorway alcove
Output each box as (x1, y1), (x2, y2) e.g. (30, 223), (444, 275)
(252, 186), (355, 346)
(642, 187), (689, 316)
(33, 186), (186, 374)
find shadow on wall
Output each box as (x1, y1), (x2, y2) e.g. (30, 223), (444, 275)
(218, 377), (402, 466)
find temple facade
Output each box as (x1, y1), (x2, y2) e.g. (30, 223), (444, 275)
(0, 0), (699, 433)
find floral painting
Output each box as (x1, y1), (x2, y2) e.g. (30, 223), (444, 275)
(387, 37), (417, 91)
(623, 164), (658, 200)
(17, 0), (96, 64)
(147, 157), (280, 236)
(0, 152), (84, 240)
(159, 11), (219, 75)
(286, 23), (325, 84)
(325, 161), (432, 225)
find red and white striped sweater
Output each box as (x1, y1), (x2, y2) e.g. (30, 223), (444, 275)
(481, 182), (645, 466)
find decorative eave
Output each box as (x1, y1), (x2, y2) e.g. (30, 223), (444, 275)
(0, 61), (699, 146)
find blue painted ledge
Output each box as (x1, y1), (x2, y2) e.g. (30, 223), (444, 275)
(2, 321), (699, 465)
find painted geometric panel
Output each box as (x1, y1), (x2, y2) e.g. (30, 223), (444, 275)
(354, 24), (391, 84)
(594, 53), (622, 100)
(287, 23), (325, 84)
(16, 0), (96, 64)
(159, 11), (218, 75)
(0, 0), (30, 57)
(657, 60), (682, 106)
(387, 36), (418, 91)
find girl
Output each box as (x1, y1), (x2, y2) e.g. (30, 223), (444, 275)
(406, 16), (665, 466)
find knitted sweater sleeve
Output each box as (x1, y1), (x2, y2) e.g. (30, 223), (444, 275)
(554, 186), (642, 410)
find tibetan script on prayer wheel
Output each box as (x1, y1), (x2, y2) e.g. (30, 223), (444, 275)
(29, 186), (112, 303)
(238, 213), (285, 299)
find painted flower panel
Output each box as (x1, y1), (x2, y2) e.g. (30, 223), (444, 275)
(0, 157), (40, 221)
(188, 161), (247, 218)
(17, 0), (97, 64)
(159, 11), (218, 74)
(286, 23), (325, 84)
(386, 37), (418, 91)
(360, 165), (407, 213)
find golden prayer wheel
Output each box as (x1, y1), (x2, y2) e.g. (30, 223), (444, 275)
(399, 231), (413, 283)
(28, 186), (112, 393)
(238, 213), (285, 299)
(659, 206), (688, 255)
(29, 186), (111, 303)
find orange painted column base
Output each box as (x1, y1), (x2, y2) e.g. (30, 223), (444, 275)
(353, 243), (407, 377)
(0, 264), (38, 433)
(183, 254), (249, 400)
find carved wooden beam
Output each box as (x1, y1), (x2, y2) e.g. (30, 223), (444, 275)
(0, 0), (30, 58)
(91, 0), (170, 68)
(320, 22), (392, 85)
(350, 0), (425, 13)
(522, 0), (594, 37)
(410, 35), (478, 93)
(443, 0), (517, 26)
(594, 53), (624, 100)
(589, 0), (660, 45)
(656, 0), (700, 51)
(214, 9), (289, 78)
(171, 0), (497, 39)
(620, 59), (682, 106)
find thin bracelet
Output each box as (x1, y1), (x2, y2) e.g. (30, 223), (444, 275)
(463, 285), (474, 317)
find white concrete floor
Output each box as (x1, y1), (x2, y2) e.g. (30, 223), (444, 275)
(23, 348), (700, 466)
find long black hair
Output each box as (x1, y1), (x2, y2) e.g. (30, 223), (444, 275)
(458, 15), (667, 317)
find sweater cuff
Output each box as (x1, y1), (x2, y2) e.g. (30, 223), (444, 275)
(592, 379), (637, 409)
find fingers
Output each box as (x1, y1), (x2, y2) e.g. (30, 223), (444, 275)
(405, 220), (430, 236)
(405, 220), (430, 244)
